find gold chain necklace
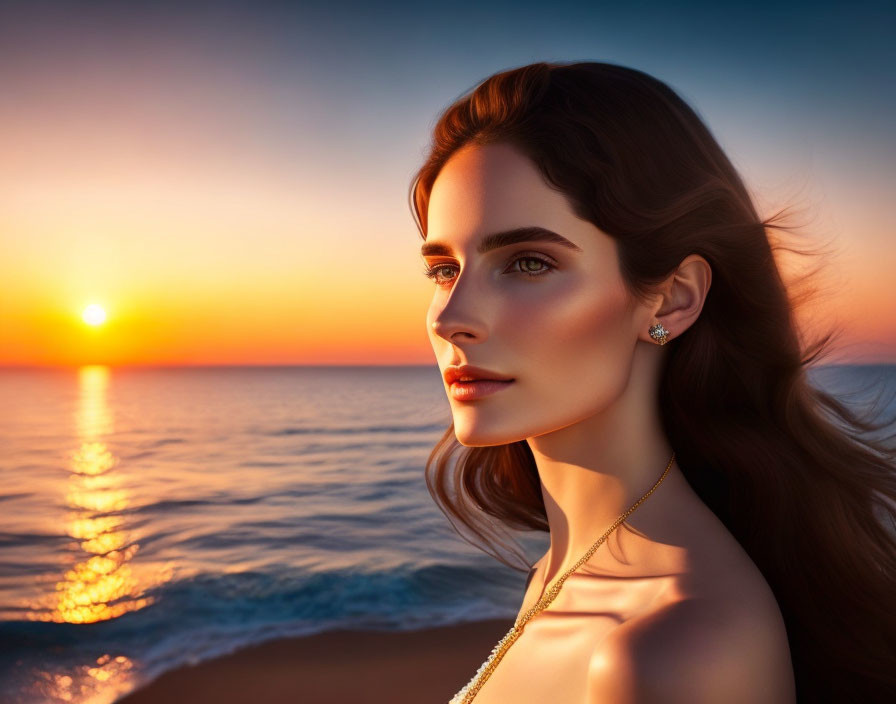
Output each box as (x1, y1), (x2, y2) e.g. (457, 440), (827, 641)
(448, 451), (675, 704)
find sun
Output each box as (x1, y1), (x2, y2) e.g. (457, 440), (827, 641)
(82, 304), (107, 326)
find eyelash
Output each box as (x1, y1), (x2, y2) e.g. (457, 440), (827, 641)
(421, 253), (557, 286)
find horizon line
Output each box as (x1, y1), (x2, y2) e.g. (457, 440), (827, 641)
(1, 360), (893, 372)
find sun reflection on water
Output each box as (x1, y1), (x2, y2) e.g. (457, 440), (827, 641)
(33, 654), (136, 704)
(25, 366), (164, 703)
(28, 366), (156, 625)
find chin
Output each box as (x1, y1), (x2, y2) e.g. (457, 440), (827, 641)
(452, 416), (529, 447)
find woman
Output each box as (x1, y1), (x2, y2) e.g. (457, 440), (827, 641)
(408, 62), (896, 703)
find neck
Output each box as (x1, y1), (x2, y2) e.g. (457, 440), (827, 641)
(525, 354), (686, 581)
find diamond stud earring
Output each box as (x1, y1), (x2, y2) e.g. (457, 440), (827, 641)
(648, 322), (670, 345)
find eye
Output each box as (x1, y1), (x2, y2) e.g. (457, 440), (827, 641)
(421, 253), (557, 287)
(421, 263), (458, 286)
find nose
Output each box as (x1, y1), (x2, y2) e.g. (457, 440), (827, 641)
(430, 317), (480, 343)
(430, 268), (490, 344)
(429, 287), (488, 343)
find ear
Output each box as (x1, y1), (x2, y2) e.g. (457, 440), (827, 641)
(640, 254), (712, 345)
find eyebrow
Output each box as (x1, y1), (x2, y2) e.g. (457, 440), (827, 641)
(420, 226), (584, 257)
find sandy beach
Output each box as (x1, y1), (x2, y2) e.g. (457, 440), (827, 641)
(114, 617), (514, 704)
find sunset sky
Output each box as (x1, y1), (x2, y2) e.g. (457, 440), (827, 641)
(1, 0), (893, 367)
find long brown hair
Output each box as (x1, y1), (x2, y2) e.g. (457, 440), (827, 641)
(408, 61), (896, 701)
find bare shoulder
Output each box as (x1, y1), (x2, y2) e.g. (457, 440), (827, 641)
(585, 590), (796, 704)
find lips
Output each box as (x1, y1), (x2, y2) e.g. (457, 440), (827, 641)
(444, 364), (515, 385)
(449, 378), (515, 401)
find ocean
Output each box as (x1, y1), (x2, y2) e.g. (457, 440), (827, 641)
(0, 363), (892, 703)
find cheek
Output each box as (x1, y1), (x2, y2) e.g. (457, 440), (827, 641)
(501, 280), (635, 400)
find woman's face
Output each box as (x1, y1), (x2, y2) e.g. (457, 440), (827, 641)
(423, 141), (649, 446)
